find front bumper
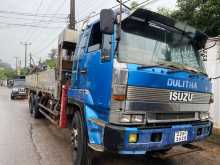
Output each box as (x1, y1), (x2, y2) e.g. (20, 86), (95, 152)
(11, 92), (27, 97)
(103, 121), (212, 154)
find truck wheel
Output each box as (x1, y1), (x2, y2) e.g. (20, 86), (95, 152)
(32, 96), (41, 119)
(71, 111), (95, 165)
(29, 95), (34, 114)
(11, 95), (14, 100)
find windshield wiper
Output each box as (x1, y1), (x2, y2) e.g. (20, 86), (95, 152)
(167, 65), (207, 76)
(137, 63), (180, 70)
(137, 63), (207, 76)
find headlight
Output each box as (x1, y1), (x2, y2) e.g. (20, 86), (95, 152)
(120, 114), (145, 123)
(200, 112), (209, 120)
(131, 115), (144, 123)
(120, 114), (131, 123)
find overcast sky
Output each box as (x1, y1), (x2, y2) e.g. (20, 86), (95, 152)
(0, 0), (177, 68)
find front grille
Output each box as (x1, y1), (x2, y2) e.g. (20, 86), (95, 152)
(127, 86), (211, 104)
(155, 113), (195, 120)
(18, 88), (25, 92)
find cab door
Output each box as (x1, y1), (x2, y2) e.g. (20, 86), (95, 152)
(79, 22), (113, 108)
(72, 28), (90, 89)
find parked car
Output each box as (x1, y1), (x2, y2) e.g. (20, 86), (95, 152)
(11, 79), (27, 99)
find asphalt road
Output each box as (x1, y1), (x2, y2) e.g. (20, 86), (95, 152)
(1, 86), (220, 165)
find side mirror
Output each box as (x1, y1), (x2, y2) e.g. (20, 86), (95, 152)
(192, 31), (208, 50)
(100, 9), (114, 34)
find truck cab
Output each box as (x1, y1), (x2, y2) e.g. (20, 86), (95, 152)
(67, 8), (212, 164)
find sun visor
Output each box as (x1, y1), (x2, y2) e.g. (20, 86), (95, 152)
(121, 8), (175, 30)
(121, 8), (208, 50)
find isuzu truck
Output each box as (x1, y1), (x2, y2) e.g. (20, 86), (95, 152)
(26, 8), (213, 165)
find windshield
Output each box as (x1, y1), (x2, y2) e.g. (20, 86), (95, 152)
(118, 29), (205, 73)
(13, 80), (25, 87)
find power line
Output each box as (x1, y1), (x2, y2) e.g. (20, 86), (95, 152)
(31, 0), (156, 59)
(71, 0), (132, 26)
(32, 34), (59, 56)
(32, 0), (132, 57)
(137, 0), (160, 8)
(0, 15), (68, 23)
(23, 0), (45, 40)
(0, 22), (64, 29)
(29, 0), (68, 47)
(20, 42), (32, 68)
(0, 10), (68, 19)
(24, 0), (64, 42)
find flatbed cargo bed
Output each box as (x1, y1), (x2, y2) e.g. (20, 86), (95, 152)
(25, 69), (58, 98)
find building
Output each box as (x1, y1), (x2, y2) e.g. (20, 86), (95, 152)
(205, 36), (220, 128)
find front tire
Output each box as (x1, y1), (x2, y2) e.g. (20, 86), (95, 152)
(71, 111), (95, 165)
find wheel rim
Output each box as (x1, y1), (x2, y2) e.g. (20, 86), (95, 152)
(71, 127), (79, 161)
(32, 106), (35, 116)
(73, 128), (79, 149)
(29, 100), (32, 112)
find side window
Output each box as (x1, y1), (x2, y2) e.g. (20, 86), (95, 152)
(88, 22), (102, 52)
(73, 32), (83, 61)
(101, 34), (112, 61)
(78, 31), (89, 57)
(102, 34), (112, 50)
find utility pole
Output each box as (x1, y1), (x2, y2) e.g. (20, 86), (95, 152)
(20, 41), (32, 68)
(17, 60), (22, 76)
(14, 57), (18, 75)
(69, 0), (75, 29)
(29, 53), (32, 68)
(120, 0), (122, 23)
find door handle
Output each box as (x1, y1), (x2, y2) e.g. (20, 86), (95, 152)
(80, 68), (87, 74)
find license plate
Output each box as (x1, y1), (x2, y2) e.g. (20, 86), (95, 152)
(169, 91), (193, 102)
(174, 131), (188, 143)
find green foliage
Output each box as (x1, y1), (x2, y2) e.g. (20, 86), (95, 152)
(157, 7), (172, 16)
(130, 1), (139, 9)
(171, 0), (220, 37)
(40, 49), (57, 69)
(0, 67), (16, 79)
(20, 68), (29, 76)
(45, 59), (56, 69)
(0, 59), (16, 79)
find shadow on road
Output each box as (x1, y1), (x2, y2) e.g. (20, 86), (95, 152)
(94, 154), (174, 165)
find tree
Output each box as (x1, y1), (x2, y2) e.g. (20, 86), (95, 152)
(130, 1), (139, 10)
(157, 7), (172, 17)
(48, 49), (58, 59)
(171, 0), (220, 37)
(0, 59), (16, 79)
(20, 68), (29, 76)
(45, 59), (56, 69)
(0, 67), (16, 79)
(0, 59), (12, 69)
(40, 49), (58, 69)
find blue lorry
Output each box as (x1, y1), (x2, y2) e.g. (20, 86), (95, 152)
(26, 8), (213, 165)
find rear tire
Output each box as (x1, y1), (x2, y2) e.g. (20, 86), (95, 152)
(71, 111), (95, 165)
(32, 96), (41, 119)
(29, 94), (34, 114)
(11, 95), (15, 100)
